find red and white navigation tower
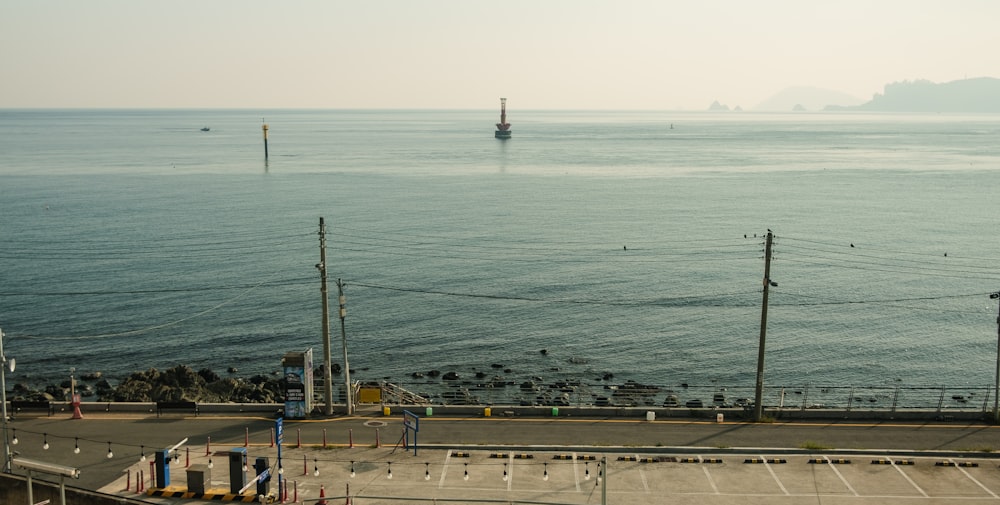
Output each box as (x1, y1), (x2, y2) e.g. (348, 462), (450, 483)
(495, 97), (511, 139)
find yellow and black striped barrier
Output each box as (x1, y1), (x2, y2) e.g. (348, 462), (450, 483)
(490, 452), (507, 459)
(959, 462), (979, 467)
(679, 458), (700, 464)
(452, 451), (472, 458)
(873, 458), (914, 465)
(638, 457), (658, 464)
(830, 458), (851, 464)
(553, 454), (574, 460)
(808, 458), (828, 464)
(618, 456), (638, 461)
(513, 453), (534, 459)
(578, 455), (597, 460)
(746, 458), (786, 464)
(703, 458), (723, 464)
(147, 488), (263, 503)
(936, 461), (956, 467)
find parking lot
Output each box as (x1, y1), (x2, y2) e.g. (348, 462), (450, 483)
(118, 446), (1000, 504)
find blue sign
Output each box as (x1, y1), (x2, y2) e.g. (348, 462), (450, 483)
(276, 418), (284, 442)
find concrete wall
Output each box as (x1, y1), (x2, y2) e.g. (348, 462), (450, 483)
(0, 473), (151, 505)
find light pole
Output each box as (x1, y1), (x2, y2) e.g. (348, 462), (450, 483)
(990, 292), (1000, 424)
(1, 327), (12, 473)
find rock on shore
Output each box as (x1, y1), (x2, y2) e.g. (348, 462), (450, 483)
(11, 365), (286, 404)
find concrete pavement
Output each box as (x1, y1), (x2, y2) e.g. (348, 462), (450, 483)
(5, 408), (1000, 504)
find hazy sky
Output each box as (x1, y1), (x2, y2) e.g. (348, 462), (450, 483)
(2, 1), (997, 110)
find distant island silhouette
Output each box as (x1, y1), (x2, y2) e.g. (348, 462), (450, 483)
(713, 77), (1000, 113)
(827, 77), (1000, 113)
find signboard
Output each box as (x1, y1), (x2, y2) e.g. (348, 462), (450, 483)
(403, 410), (420, 456)
(282, 349), (313, 418)
(403, 410), (420, 431)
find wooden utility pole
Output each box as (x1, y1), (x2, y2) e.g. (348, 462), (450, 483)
(753, 231), (774, 422)
(337, 279), (353, 415)
(318, 218), (334, 415)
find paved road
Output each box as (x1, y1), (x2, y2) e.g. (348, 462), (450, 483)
(5, 410), (1000, 504)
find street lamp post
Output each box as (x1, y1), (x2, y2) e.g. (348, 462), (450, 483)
(1, 327), (11, 473)
(990, 292), (1000, 424)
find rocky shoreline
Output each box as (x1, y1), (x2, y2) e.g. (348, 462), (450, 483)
(10, 365), (286, 404)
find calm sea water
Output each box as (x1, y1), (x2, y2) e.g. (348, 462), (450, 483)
(1, 109), (999, 408)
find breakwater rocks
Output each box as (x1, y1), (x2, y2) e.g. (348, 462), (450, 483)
(10, 365), (284, 404)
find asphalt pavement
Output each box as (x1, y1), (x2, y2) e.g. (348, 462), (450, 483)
(5, 408), (1000, 504)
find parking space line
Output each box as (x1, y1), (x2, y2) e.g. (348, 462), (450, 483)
(438, 450), (452, 488)
(638, 466), (650, 493)
(506, 453), (514, 491)
(701, 464), (720, 494)
(949, 457), (998, 499)
(890, 457), (928, 498)
(823, 455), (859, 497)
(571, 453), (582, 492)
(761, 454), (790, 496)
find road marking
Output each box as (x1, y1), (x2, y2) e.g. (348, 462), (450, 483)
(889, 457), (928, 498)
(638, 466), (650, 493)
(762, 454), (789, 496)
(438, 450), (451, 488)
(701, 463), (719, 495)
(950, 457), (998, 499)
(824, 455), (859, 497)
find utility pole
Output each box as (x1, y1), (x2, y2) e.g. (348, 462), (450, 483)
(754, 232), (775, 422)
(991, 291), (1000, 424)
(318, 218), (334, 416)
(337, 279), (353, 415)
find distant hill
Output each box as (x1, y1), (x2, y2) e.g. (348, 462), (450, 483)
(828, 77), (1000, 113)
(755, 86), (864, 111)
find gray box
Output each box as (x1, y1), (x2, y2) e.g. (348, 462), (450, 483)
(187, 464), (210, 494)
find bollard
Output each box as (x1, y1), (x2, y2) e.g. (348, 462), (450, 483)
(125, 470), (130, 492)
(297, 428), (301, 449)
(186, 447), (190, 468)
(138, 470), (143, 493)
(349, 429), (353, 448)
(244, 427), (249, 448)
(293, 480), (298, 503)
(323, 428), (327, 448)
(375, 428), (380, 448)
(303, 454), (307, 476)
(206, 436), (211, 456)
(149, 461), (156, 488)
(270, 427), (275, 448)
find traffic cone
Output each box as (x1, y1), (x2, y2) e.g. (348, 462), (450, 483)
(317, 484), (328, 505)
(71, 393), (83, 419)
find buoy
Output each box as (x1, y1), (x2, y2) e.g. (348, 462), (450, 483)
(317, 484), (328, 505)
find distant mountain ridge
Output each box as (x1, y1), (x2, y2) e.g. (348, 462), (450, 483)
(829, 77), (1000, 113)
(755, 86), (864, 111)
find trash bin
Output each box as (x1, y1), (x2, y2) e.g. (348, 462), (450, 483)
(551, 407), (559, 417)
(382, 406), (391, 416)
(716, 413), (724, 423)
(646, 411), (655, 421)
(425, 407), (433, 416)
(484, 407), (492, 417)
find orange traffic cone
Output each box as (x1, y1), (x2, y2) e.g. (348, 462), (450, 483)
(317, 484), (328, 505)
(71, 393), (83, 419)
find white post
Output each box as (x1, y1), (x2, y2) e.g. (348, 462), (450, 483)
(0, 327), (10, 473)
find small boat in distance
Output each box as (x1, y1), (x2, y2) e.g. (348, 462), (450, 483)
(200, 127), (210, 132)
